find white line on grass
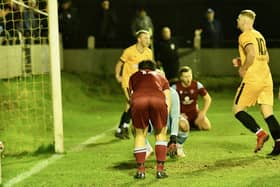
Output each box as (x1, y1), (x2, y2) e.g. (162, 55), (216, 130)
(4, 127), (115, 187)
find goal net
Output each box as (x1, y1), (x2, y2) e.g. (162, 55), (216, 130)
(0, 0), (62, 155)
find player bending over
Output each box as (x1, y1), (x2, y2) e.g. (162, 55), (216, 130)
(129, 60), (171, 179)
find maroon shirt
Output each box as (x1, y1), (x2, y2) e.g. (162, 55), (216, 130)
(129, 69), (170, 129)
(129, 70), (169, 99)
(174, 80), (207, 116)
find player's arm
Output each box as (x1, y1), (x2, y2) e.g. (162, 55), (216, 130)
(163, 89), (171, 113)
(239, 43), (255, 77)
(115, 60), (123, 83)
(200, 92), (212, 116)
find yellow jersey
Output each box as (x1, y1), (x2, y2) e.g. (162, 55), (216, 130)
(120, 44), (153, 88)
(238, 29), (271, 83)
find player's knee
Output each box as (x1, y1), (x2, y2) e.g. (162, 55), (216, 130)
(179, 117), (190, 132)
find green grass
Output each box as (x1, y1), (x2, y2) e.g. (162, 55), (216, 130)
(0, 75), (53, 155)
(2, 73), (280, 186)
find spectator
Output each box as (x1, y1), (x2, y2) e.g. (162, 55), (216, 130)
(2, 0), (23, 43)
(131, 8), (153, 38)
(155, 26), (180, 84)
(38, 0), (48, 43)
(59, 0), (80, 48)
(95, 0), (117, 48)
(197, 8), (223, 48)
(23, 0), (39, 43)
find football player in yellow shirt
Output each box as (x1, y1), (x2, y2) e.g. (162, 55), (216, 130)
(115, 30), (153, 139)
(232, 10), (280, 156)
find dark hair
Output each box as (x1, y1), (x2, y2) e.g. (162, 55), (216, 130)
(138, 60), (156, 71)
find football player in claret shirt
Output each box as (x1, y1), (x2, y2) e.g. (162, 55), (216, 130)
(232, 10), (280, 155)
(129, 60), (170, 179)
(115, 30), (153, 139)
(172, 66), (212, 131)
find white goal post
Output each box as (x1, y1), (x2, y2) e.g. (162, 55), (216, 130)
(47, 0), (64, 153)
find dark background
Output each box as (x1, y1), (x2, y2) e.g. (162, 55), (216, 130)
(69, 0), (280, 48)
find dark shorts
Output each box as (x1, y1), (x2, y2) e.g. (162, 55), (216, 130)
(131, 96), (168, 130)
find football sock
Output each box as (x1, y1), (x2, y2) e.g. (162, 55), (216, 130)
(177, 131), (189, 145)
(155, 141), (167, 171)
(265, 115), (280, 140)
(235, 111), (261, 133)
(146, 139), (152, 151)
(118, 111), (131, 129)
(118, 111), (126, 129)
(134, 147), (146, 172)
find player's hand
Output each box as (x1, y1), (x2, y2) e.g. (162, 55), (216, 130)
(232, 57), (241, 67)
(167, 135), (177, 158)
(197, 111), (206, 122)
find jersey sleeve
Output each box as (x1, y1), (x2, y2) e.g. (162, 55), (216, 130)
(120, 48), (129, 63)
(197, 81), (207, 96)
(161, 76), (170, 90)
(239, 32), (253, 49)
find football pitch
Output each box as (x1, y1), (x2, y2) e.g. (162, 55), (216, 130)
(2, 74), (280, 187)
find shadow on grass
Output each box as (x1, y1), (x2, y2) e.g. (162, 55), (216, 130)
(180, 155), (267, 176)
(111, 159), (160, 170)
(85, 139), (120, 149)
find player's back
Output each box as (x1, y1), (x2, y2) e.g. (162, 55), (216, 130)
(129, 70), (169, 98)
(238, 29), (271, 83)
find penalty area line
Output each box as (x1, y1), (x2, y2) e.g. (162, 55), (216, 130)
(4, 127), (115, 187)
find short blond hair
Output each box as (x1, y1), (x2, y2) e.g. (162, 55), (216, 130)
(179, 66), (192, 76)
(239, 10), (256, 22)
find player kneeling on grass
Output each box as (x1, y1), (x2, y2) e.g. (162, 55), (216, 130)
(129, 60), (171, 179)
(173, 66), (212, 131)
(145, 87), (190, 159)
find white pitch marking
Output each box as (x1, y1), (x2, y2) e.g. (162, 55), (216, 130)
(4, 127), (115, 187)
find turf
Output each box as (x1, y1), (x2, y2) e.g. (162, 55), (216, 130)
(1, 73), (280, 186)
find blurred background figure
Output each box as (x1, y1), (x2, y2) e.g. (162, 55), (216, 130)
(2, 0), (23, 44)
(59, 0), (80, 48)
(23, 0), (39, 43)
(197, 8), (223, 48)
(155, 26), (180, 84)
(131, 8), (153, 39)
(95, 0), (117, 48)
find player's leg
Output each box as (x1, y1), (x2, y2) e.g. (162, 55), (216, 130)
(131, 97), (149, 179)
(150, 97), (168, 178)
(115, 87), (131, 139)
(145, 121), (154, 160)
(194, 115), (211, 130)
(258, 85), (280, 156)
(154, 126), (168, 178)
(134, 127), (148, 179)
(176, 114), (190, 157)
(234, 83), (269, 152)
